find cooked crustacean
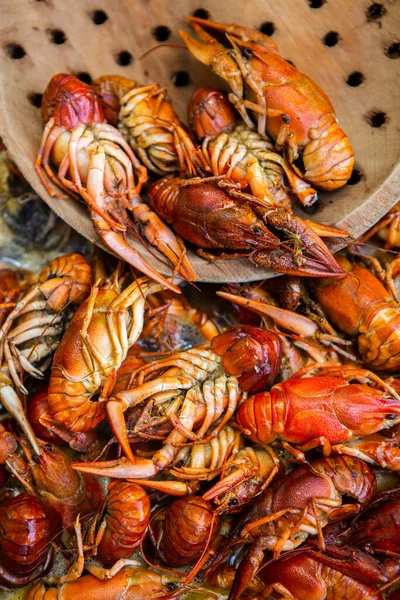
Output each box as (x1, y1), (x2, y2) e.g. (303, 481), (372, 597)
(0, 253), (91, 454)
(35, 74), (191, 289)
(227, 455), (376, 599)
(92, 74), (207, 177)
(188, 87), (318, 209)
(181, 18), (354, 190)
(148, 176), (346, 278)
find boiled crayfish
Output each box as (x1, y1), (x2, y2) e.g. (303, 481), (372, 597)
(35, 74), (191, 289)
(0, 253), (91, 454)
(47, 274), (164, 433)
(92, 74), (207, 177)
(181, 18), (354, 189)
(189, 86), (318, 209)
(228, 454), (376, 599)
(148, 176), (345, 277)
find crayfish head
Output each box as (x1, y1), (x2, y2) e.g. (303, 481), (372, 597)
(92, 75), (139, 125)
(42, 73), (105, 128)
(26, 440), (81, 500)
(188, 87), (236, 139)
(211, 325), (282, 393)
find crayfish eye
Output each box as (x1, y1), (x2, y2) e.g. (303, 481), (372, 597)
(44, 443), (53, 452)
(228, 498), (239, 506)
(165, 583), (177, 591)
(32, 454), (40, 464)
(253, 226), (263, 235)
(241, 47), (253, 59)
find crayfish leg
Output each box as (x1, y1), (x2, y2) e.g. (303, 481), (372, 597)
(229, 542), (265, 600)
(106, 399), (135, 463)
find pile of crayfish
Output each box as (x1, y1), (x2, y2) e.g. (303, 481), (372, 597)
(0, 205), (400, 599)
(35, 16), (357, 289)
(1, 13), (400, 600)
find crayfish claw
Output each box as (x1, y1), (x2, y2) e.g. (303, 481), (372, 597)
(91, 211), (181, 293)
(257, 213), (346, 278)
(72, 456), (158, 479)
(186, 17), (280, 54)
(251, 247), (344, 278)
(179, 26), (244, 99)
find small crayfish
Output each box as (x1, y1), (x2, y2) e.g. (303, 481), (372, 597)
(0, 253), (91, 454)
(181, 18), (354, 190)
(189, 86), (318, 209)
(92, 74), (207, 177)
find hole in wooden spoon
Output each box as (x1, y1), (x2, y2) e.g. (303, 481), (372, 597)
(385, 42), (400, 59)
(90, 10), (108, 25)
(171, 71), (191, 87)
(366, 2), (387, 21)
(75, 72), (92, 84)
(115, 51), (133, 66)
(192, 8), (210, 19)
(48, 29), (67, 44)
(152, 25), (171, 42)
(346, 71), (365, 87)
(323, 31), (340, 47)
(4, 43), (26, 59)
(259, 22), (276, 36)
(347, 168), (363, 185)
(365, 110), (388, 128)
(28, 92), (43, 108)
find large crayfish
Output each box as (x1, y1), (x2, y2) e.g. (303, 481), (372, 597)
(47, 274), (164, 433)
(148, 176), (345, 277)
(236, 365), (400, 458)
(181, 18), (354, 189)
(35, 74), (190, 289)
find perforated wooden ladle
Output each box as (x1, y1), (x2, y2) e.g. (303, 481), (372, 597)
(0, 0), (399, 282)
